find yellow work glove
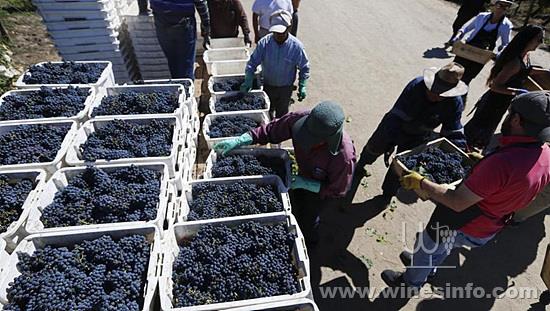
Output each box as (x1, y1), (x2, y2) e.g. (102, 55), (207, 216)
(467, 152), (484, 164)
(400, 171), (425, 191)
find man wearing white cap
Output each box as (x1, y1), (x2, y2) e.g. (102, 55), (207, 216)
(251, 0), (293, 42)
(241, 10), (310, 118)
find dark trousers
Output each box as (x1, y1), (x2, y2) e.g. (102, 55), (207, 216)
(264, 84), (293, 119)
(290, 189), (341, 244)
(290, 10), (299, 36)
(154, 13), (197, 79)
(453, 55), (486, 86)
(356, 114), (427, 197)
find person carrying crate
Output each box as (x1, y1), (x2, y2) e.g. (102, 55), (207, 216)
(212, 101), (356, 247)
(148, 0), (211, 79)
(344, 62), (469, 208)
(207, 0), (252, 46)
(240, 10), (310, 119)
(381, 91), (550, 289)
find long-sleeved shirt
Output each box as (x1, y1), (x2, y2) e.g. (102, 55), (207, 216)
(150, 0), (209, 27)
(208, 0), (250, 38)
(250, 111), (356, 199)
(246, 34), (310, 87)
(456, 12), (512, 51)
(388, 77), (467, 147)
(252, 0), (293, 30)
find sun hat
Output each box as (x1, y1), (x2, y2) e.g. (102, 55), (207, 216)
(423, 62), (469, 97)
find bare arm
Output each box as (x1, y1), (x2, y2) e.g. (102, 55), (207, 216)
(489, 59), (523, 95)
(418, 180), (483, 212)
(252, 13), (260, 43)
(292, 0), (300, 10)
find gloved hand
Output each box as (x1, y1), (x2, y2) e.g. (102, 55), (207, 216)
(297, 79), (307, 102)
(243, 33), (252, 46)
(202, 35), (211, 50)
(239, 73), (255, 93)
(290, 175), (321, 193)
(515, 88), (529, 96)
(399, 171), (426, 191)
(467, 152), (484, 164)
(213, 133), (253, 155)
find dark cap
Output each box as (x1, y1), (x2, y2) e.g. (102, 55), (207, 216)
(292, 101), (345, 155)
(510, 91), (550, 142)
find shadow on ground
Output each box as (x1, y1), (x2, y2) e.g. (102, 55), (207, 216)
(422, 47), (453, 59)
(311, 199), (548, 311)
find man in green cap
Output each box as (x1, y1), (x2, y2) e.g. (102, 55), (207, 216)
(213, 101), (356, 246)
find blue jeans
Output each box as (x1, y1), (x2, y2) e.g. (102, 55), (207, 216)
(154, 12), (197, 79)
(403, 229), (494, 287)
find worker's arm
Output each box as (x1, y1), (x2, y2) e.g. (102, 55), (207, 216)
(250, 112), (307, 145)
(194, 0), (210, 36)
(292, 0), (301, 10)
(489, 59), (523, 95)
(420, 180), (483, 212)
(234, 0), (251, 39)
(321, 158), (355, 199)
(245, 38), (265, 76)
(454, 14), (482, 42)
(297, 45), (311, 82)
(252, 13), (260, 43)
(497, 19), (513, 51)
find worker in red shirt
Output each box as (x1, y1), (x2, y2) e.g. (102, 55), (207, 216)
(381, 91), (550, 288)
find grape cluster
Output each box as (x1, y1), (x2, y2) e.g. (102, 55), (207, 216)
(208, 116), (259, 138)
(188, 181), (283, 220)
(41, 166), (161, 227)
(132, 79), (192, 98)
(0, 124), (70, 165)
(214, 93), (267, 112)
(80, 119), (174, 161)
(22, 62), (107, 84)
(212, 77), (260, 92)
(0, 86), (89, 121)
(91, 91), (179, 117)
(4, 234), (150, 311)
(212, 154), (275, 178)
(398, 147), (471, 184)
(0, 174), (34, 233)
(172, 222), (300, 307)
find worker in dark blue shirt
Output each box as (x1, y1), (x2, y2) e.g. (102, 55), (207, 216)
(345, 62), (469, 206)
(149, 0), (210, 79)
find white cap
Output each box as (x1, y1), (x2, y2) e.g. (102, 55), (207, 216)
(269, 9), (292, 33)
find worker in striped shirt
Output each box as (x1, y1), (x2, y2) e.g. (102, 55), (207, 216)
(241, 10), (310, 119)
(149, 0), (210, 79)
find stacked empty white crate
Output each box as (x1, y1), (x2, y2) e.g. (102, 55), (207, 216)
(31, 0), (139, 82)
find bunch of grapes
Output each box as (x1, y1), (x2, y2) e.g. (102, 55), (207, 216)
(22, 62), (107, 84)
(41, 166), (161, 227)
(212, 154), (275, 178)
(398, 147), (471, 184)
(208, 116), (259, 138)
(80, 119), (174, 161)
(4, 234), (151, 311)
(0, 174), (34, 233)
(214, 93), (267, 112)
(212, 77), (261, 92)
(172, 222), (300, 307)
(92, 91), (179, 116)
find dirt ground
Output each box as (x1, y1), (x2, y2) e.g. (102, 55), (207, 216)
(236, 0), (550, 310)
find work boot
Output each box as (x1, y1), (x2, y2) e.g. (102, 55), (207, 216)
(399, 251), (436, 280)
(381, 270), (407, 287)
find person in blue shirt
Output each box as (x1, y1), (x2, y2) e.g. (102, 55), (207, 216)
(241, 9), (310, 118)
(345, 62), (469, 206)
(149, 0), (210, 79)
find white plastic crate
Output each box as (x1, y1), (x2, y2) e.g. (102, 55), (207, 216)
(228, 299), (319, 311)
(167, 175), (291, 225)
(137, 78), (195, 100)
(134, 50), (166, 59)
(37, 4), (117, 22)
(15, 61), (115, 92)
(65, 116), (187, 178)
(34, 0), (114, 11)
(55, 40), (123, 53)
(25, 163), (174, 235)
(203, 48), (250, 75)
(202, 111), (270, 149)
(203, 148), (291, 187)
(211, 60), (249, 77)
(0, 169), (48, 250)
(208, 37), (248, 49)
(208, 74), (262, 95)
(0, 239), (7, 283)
(49, 23), (120, 39)
(209, 91), (270, 114)
(88, 84), (187, 125)
(159, 214), (310, 311)
(0, 120), (77, 174)
(0, 87), (95, 125)
(0, 225), (162, 311)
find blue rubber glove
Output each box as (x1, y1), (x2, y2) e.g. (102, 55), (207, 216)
(297, 79), (307, 102)
(239, 73), (255, 93)
(290, 175), (321, 193)
(213, 133), (253, 155)
(515, 88), (529, 95)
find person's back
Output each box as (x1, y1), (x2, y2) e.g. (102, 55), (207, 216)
(252, 0), (293, 42)
(208, 0), (251, 43)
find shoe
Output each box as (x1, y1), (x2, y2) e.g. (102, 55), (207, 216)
(399, 251), (436, 280)
(381, 270), (407, 287)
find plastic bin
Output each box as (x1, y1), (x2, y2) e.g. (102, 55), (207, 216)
(0, 87), (95, 125)
(203, 148), (291, 187)
(207, 74), (262, 95)
(134, 78), (195, 100)
(0, 120), (77, 174)
(166, 175), (291, 225)
(37, 5), (116, 22)
(228, 299), (319, 311)
(0, 225), (162, 311)
(34, 0), (114, 11)
(88, 84), (187, 125)
(202, 111), (270, 149)
(15, 61), (115, 93)
(65, 116), (188, 178)
(211, 60), (250, 77)
(159, 214), (310, 311)
(203, 48), (250, 75)
(208, 37), (248, 49)
(0, 169), (48, 250)
(209, 91), (270, 114)
(25, 163), (174, 235)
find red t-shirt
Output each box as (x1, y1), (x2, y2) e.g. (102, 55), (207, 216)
(462, 136), (550, 238)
